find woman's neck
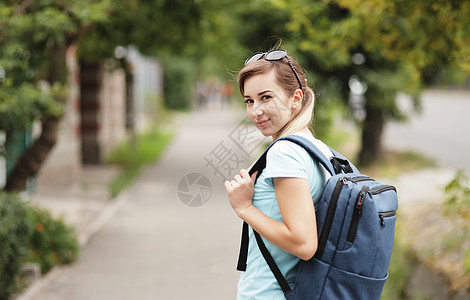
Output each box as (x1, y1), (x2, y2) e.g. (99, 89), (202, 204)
(272, 126), (312, 140)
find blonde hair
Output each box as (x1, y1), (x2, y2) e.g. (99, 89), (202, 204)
(238, 52), (315, 140)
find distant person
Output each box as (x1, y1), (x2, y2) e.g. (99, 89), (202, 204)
(221, 81), (234, 107)
(225, 49), (332, 298)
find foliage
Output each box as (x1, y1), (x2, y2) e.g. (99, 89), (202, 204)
(25, 205), (79, 275)
(0, 0), (114, 191)
(76, 0), (203, 62)
(0, 192), (80, 296)
(381, 235), (414, 300)
(285, 0), (470, 80)
(0, 1), (111, 145)
(465, 248), (470, 274)
(0, 0), (242, 191)
(0, 83), (65, 151)
(233, 0), (470, 165)
(161, 56), (198, 110)
(444, 170), (470, 219)
(107, 128), (174, 197)
(0, 192), (31, 299)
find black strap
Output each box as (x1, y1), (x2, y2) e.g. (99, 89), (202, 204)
(236, 221), (249, 271)
(330, 156), (354, 174)
(254, 231), (291, 293)
(236, 160), (265, 272)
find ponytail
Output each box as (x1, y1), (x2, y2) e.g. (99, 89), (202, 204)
(274, 86), (315, 139)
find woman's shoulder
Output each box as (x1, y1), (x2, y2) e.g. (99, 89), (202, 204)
(267, 133), (333, 167)
(267, 137), (313, 165)
(268, 139), (307, 158)
(274, 133), (332, 158)
(269, 132), (314, 153)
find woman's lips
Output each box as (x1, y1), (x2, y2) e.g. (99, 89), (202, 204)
(256, 119), (269, 128)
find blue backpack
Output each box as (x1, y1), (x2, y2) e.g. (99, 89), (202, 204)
(237, 135), (398, 299)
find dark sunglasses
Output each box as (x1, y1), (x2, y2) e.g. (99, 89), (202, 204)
(244, 49), (302, 90)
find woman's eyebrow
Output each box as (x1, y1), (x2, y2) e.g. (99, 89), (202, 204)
(258, 90), (274, 96)
(244, 90), (274, 98)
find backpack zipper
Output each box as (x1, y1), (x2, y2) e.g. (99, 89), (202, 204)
(347, 176), (374, 184)
(315, 178), (344, 259)
(346, 186), (369, 243)
(379, 211), (397, 227)
(370, 185), (396, 195)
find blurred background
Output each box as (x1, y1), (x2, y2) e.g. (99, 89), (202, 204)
(0, 0), (469, 299)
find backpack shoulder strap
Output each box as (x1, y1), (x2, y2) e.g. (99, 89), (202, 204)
(254, 231), (292, 293)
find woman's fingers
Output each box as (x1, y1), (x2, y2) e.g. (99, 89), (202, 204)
(240, 169), (257, 184)
(240, 169), (250, 179)
(250, 170), (258, 182)
(225, 169), (256, 193)
(224, 180), (239, 190)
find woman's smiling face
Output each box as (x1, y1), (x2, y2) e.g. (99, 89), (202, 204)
(243, 70), (294, 138)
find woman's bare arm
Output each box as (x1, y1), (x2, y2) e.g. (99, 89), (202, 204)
(225, 169), (317, 260)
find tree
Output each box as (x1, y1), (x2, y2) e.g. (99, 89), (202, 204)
(235, 0), (470, 165)
(0, 1), (112, 191)
(0, 0), (235, 190)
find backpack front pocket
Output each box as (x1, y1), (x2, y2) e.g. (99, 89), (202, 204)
(321, 263), (388, 300)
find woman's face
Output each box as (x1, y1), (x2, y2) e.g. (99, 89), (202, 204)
(243, 70), (294, 137)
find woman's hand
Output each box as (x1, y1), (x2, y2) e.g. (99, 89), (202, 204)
(224, 169), (258, 218)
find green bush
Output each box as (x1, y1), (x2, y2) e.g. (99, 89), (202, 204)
(25, 206), (79, 274)
(381, 238), (414, 299)
(444, 170), (470, 219)
(108, 128), (174, 197)
(0, 192), (31, 300)
(465, 248), (470, 274)
(162, 56), (197, 110)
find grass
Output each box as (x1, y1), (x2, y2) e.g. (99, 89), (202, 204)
(381, 235), (415, 300)
(360, 150), (438, 179)
(380, 168), (470, 297)
(322, 126), (438, 179)
(107, 128), (174, 197)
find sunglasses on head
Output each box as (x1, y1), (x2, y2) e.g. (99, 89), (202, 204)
(244, 49), (303, 90)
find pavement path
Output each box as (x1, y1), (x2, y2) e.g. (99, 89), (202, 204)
(383, 89), (470, 172)
(381, 89), (469, 210)
(21, 107), (261, 300)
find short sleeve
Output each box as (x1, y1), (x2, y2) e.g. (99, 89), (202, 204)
(263, 141), (309, 180)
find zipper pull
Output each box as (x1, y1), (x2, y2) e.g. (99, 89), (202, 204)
(379, 215), (385, 227)
(356, 190), (365, 215)
(342, 178), (348, 186)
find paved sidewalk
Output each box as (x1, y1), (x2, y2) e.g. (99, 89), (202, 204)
(381, 168), (457, 209)
(19, 107), (257, 300)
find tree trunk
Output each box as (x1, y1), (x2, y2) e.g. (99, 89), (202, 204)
(124, 60), (136, 148)
(80, 61), (103, 164)
(4, 117), (61, 191)
(4, 44), (68, 192)
(358, 102), (385, 167)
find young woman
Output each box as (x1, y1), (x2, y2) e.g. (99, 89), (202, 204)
(224, 49), (333, 299)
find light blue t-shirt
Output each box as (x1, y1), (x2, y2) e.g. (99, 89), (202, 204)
(237, 132), (332, 300)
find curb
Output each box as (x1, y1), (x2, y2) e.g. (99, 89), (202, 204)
(15, 187), (133, 300)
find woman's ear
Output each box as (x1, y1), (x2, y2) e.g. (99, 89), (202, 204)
(292, 88), (303, 109)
